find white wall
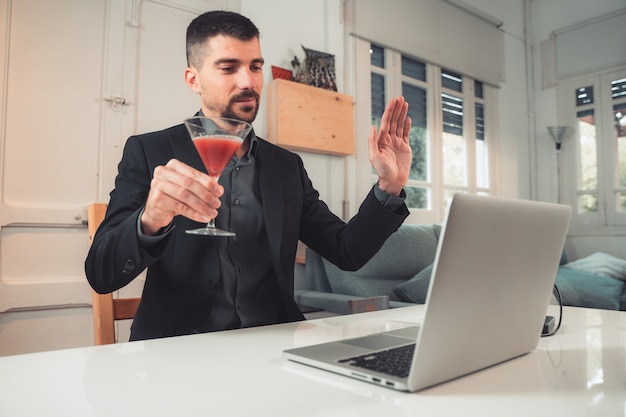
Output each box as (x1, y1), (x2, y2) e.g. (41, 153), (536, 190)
(529, 0), (626, 260)
(242, 0), (349, 216)
(530, 0), (624, 201)
(429, 0), (626, 260)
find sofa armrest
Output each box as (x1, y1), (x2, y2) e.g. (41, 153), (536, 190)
(295, 290), (391, 315)
(348, 296), (390, 313)
(390, 300), (416, 308)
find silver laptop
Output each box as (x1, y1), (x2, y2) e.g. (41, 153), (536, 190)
(284, 194), (571, 392)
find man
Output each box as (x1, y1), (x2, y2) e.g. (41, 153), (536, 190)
(85, 10), (411, 341)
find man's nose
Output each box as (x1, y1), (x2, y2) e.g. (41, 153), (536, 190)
(236, 68), (256, 89)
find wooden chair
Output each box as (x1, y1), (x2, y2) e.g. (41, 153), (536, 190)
(88, 203), (141, 345)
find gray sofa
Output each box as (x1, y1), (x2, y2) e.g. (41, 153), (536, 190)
(295, 224), (626, 315)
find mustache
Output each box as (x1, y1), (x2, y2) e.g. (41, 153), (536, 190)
(231, 91), (260, 102)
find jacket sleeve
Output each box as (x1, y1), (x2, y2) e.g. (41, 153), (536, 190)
(296, 154), (410, 271)
(84, 136), (167, 294)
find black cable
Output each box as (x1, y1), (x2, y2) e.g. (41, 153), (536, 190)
(541, 284), (563, 337)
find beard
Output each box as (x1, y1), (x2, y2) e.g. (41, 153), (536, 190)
(220, 91), (260, 123)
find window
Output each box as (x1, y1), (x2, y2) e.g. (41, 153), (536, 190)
(369, 44), (496, 221)
(560, 68), (626, 230)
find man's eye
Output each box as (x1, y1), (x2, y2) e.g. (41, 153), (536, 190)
(251, 65), (263, 72)
(220, 66), (235, 72)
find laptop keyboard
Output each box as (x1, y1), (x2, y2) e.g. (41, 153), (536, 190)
(338, 343), (416, 378)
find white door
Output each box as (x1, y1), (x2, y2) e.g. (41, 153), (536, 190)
(0, 0), (231, 355)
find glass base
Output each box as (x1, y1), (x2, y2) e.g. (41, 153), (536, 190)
(185, 227), (235, 237)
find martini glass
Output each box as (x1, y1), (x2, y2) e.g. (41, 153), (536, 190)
(184, 116), (252, 236)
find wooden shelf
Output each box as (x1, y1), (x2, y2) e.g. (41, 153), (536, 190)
(266, 79), (354, 155)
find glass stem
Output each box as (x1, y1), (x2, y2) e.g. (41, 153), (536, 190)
(207, 174), (220, 230)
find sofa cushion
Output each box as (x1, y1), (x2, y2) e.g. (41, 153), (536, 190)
(322, 224), (441, 301)
(393, 264), (434, 304)
(393, 248), (568, 305)
(555, 267), (625, 310)
(393, 264), (625, 310)
(303, 248), (333, 292)
(562, 252), (626, 282)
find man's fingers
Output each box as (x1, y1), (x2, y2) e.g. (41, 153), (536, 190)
(148, 160), (223, 220)
(378, 96), (407, 138)
(395, 100), (409, 137)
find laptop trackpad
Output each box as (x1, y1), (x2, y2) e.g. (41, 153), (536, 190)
(341, 327), (419, 351)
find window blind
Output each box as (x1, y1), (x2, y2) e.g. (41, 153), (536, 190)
(351, 0), (505, 87)
(552, 9), (626, 80)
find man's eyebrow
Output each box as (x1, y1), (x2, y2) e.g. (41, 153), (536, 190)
(213, 58), (265, 66)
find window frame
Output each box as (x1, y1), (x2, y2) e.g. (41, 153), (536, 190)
(356, 39), (499, 224)
(558, 66), (626, 234)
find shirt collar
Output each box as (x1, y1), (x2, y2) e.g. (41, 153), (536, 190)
(248, 130), (259, 157)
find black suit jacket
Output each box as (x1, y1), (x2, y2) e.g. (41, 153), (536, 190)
(85, 123), (409, 340)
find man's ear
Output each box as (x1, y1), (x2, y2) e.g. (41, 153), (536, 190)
(184, 67), (201, 94)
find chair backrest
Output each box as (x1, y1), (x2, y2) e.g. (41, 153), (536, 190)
(88, 203), (141, 345)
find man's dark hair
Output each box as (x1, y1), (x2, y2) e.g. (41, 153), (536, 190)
(186, 10), (260, 68)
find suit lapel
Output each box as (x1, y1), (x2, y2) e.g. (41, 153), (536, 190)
(256, 141), (285, 273)
(169, 123), (206, 172)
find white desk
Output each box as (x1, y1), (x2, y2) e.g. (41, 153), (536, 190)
(1, 305), (625, 417)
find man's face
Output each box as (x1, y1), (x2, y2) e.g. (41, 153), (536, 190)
(185, 35), (264, 123)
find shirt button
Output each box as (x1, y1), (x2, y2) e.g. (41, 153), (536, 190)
(235, 166), (240, 171)
(234, 199), (241, 205)
(232, 235), (238, 242)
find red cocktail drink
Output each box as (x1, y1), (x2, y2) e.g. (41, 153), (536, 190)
(184, 116), (252, 236)
(193, 135), (242, 177)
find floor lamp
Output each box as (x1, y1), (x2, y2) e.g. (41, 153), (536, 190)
(547, 126), (573, 203)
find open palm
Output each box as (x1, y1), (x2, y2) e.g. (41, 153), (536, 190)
(368, 96), (412, 196)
